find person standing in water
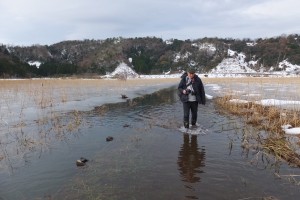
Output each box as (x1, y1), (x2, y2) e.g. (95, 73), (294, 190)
(178, 68), (206, 129)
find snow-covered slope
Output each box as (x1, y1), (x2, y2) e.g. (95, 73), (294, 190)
(211, 58), (256, 74)
(102, 62), (138, 78)
(210, 49), (300, 76)
(102, 50), (300, 78)
(211, 49), (256, 74)
(278, 60), (300, 73)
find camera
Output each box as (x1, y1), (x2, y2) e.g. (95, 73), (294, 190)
(185, 89), (195, 95)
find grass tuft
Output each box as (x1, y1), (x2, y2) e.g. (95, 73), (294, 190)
(215, 95), (300, 167)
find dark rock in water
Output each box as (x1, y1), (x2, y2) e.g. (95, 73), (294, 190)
(80, 157), (89, 163)
(123, 124), (130, 127)
(106, 136), (114, 142)
(76, 157), (88, 166)
(121, 94), (128, 99)
(76, 160), (85, 166)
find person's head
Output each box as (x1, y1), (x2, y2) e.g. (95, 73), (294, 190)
(187, 67), (196, 78)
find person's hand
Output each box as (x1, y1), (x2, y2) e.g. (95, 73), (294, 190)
(183, 90), (187, 94)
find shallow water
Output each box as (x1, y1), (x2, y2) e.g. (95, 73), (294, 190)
(1, 84), (300, 200)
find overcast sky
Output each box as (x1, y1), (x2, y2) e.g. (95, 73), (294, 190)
(1, 0), (299, 46)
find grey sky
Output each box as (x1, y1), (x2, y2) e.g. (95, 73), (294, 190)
(1, 0), (299, 46)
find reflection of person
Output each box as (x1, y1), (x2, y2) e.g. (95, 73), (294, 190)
(177, 134), (205, 183)
(178, 68), (206, 128)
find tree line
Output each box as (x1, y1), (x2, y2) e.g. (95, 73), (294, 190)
(1, 34), (300, 78)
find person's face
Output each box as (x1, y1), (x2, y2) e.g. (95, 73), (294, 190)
(188, 72), (195, 79)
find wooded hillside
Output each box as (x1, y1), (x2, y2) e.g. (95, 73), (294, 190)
(1, 34), (299, 78)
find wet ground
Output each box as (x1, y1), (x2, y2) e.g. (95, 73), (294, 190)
(1, 78), (300, 199)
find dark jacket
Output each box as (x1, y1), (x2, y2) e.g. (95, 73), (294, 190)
(178, 73), (206, 105)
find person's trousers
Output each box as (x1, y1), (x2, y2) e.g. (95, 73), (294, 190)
(183, 101), (198, 128)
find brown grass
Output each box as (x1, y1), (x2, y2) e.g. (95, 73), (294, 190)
(263, 137), (300, 167)
(212, 78), (300, 167)
(202, 76), (300, 85)
(0, 78), (179, 112)
(215, 96), (300, 134)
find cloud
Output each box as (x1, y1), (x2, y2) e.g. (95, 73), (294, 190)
(241, 0), (300, 19)
(0, 0), (299, 45)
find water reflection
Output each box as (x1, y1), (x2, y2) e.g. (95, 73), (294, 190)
(177, 134), (206, 184)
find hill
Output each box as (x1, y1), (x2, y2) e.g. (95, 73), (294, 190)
(1, 34), (300, 78)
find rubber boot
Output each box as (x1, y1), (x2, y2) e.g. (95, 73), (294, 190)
(184, 121), (189, 129)
(191, 122), (197, 128)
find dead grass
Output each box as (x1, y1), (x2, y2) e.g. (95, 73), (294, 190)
(263, 137), (300, 167)
(214, 94), (300, 167)
(203, 76), (300, 85)
(215, 95), (300, 134)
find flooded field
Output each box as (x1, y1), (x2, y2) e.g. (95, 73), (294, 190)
(0, 77), (300, 199)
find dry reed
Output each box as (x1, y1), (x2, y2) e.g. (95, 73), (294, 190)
(214, 89), (300, 167)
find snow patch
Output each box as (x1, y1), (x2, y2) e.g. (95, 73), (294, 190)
(102, 62), (138, 79)
(246, 42), (257, 46)
(281, 124), (300, 135)
(165, 40), (173, 45)
(228, 49), (236, 57)
(211, 58), (256, 74)
(173, 51), (192, 62)
(164, 70), (171, 75)
(192, 42), (216, 52)
(28, 61), (42, 67)
(208, 49), (299, 77)
(279, 60), (300, 72)
(256, 99), (300, 106)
